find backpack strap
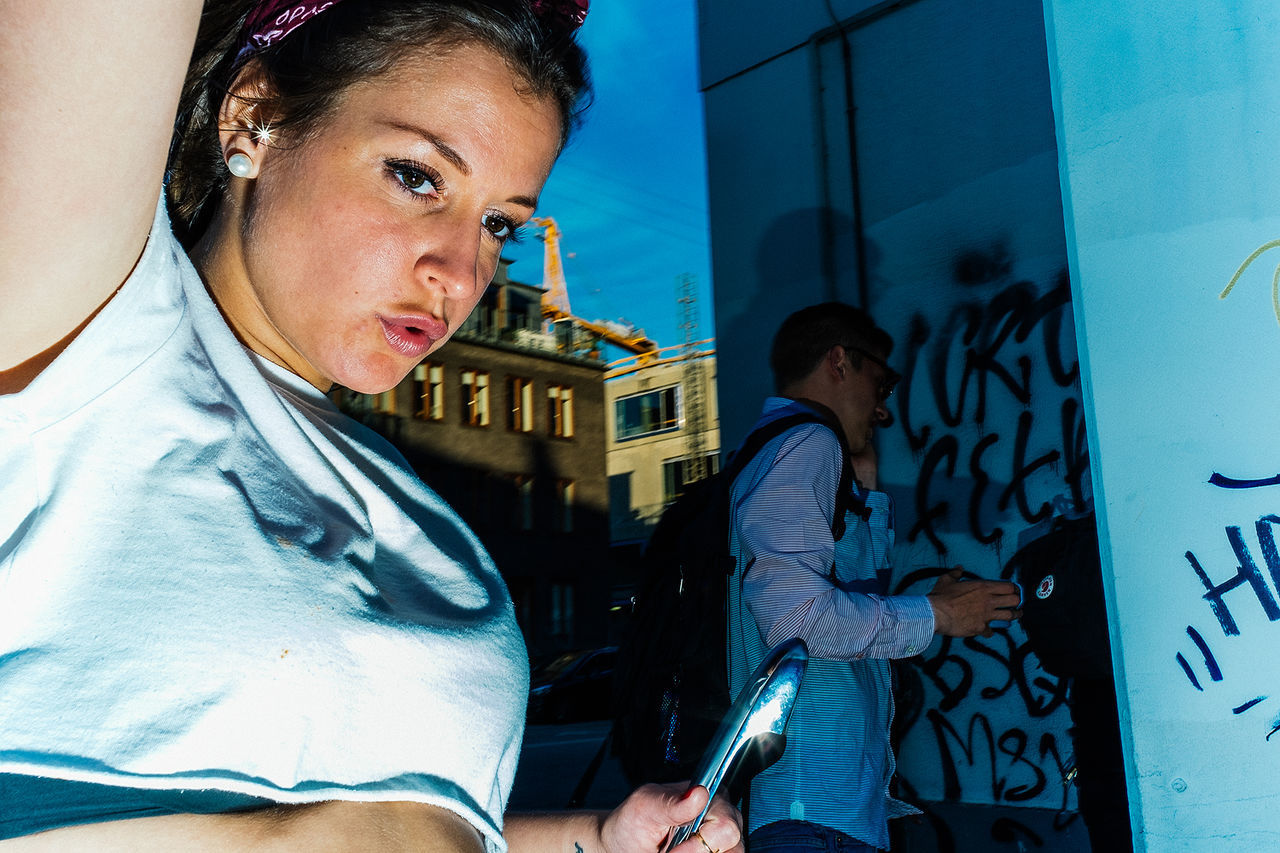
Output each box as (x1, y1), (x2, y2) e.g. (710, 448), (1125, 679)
(725, 406), (855, 540)
(784, 398), (864, 535)
(722, 412), (825, 482)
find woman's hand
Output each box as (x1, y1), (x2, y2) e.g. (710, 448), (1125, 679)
(600, 783), (742, 853)
(505, 782), (742, 853)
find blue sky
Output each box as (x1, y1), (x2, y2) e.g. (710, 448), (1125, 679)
(502, 0), (715, 356)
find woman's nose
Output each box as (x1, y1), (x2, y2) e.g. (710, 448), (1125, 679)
(415, 217), (482, 302)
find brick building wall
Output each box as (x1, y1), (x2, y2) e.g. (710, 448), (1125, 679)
(337, 270), (612, 660)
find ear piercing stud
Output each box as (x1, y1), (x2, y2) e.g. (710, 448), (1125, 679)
(226, 152), (255, 178)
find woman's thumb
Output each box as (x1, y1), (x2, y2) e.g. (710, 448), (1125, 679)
(672, 784), (708, 821)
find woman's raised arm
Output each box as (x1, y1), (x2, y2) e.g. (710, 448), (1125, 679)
(0, 0), (203, 378)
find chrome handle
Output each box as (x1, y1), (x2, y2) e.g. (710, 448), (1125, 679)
(663, 637), (809, 852)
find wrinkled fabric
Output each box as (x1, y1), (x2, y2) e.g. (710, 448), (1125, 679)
(726, 398), (934, 850)
(0, 197), (526, 851)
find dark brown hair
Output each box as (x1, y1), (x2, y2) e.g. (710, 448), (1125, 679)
(167, 0), (591, 245)
(769, 302), (894, 393)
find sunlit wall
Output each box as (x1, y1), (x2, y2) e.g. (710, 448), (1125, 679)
(1044, 2), (1280, 849)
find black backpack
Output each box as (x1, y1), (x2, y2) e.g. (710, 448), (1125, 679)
(1009, 511), (1113, 681)
(610, 410), (852, 787)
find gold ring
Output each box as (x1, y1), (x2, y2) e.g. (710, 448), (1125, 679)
(691, 830), (719, 853)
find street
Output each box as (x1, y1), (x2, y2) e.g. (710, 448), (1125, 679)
(509, 721), (632, 811)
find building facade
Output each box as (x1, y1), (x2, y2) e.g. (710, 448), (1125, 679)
(337, 260), (611, 661)
(605, 349), (720, 598)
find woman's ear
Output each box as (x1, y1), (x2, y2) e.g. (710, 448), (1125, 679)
(217, 60), (276, 180)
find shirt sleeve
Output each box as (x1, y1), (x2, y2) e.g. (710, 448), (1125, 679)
(735, 425), (935, 660)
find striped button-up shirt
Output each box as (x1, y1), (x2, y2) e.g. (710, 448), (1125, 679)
(727, 398), (935, 849)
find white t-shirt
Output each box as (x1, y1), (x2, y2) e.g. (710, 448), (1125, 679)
(0, 198), (527, 850)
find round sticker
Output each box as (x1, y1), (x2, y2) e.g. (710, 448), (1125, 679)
(1036, 575), (1055, 600)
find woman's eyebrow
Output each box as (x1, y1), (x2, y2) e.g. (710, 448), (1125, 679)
(382, 119), (539, 209)
(384, 120), (472, 176)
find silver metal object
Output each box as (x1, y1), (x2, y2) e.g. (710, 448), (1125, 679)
(663, 637), (809, 852)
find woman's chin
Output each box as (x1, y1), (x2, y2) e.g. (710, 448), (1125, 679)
(341, 376), (406, 395)
(328, 360), (412, 396)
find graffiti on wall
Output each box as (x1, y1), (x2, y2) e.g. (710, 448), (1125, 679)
(1180, 501), (1280, 734)
(1173, 248), (1280, 737)
(881, 245), (1094, 839)
(895, 248), (1089, 559)
(1218, 238), (1280, 327)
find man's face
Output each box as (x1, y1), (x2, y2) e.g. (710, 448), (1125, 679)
(833, 345), (897, 454)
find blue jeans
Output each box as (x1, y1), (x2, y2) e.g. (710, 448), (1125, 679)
(748, 820), (880, 853)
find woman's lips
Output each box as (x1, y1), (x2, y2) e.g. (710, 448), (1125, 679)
(378, 314), (446, 358)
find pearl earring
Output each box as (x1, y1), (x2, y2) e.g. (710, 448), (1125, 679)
(226, 152), (255, 179)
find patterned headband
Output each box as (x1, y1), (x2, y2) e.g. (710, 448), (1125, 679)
(241, 1), (340, 52)
(239, 0), (588, 54)
(528, 0), (589, 30)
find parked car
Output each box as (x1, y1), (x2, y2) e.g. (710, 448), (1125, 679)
(527, 646), (618, 724)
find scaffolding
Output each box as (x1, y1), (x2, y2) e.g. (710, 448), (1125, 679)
(678, 274), (709, 486)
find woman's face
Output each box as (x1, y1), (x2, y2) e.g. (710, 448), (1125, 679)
(218, 43), (563, 393)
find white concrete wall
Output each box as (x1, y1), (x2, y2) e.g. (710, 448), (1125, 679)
(1043, 2), (1280, 849)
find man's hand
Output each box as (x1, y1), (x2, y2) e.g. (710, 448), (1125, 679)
(601, 784), (743, 853)
(927, 569), (1023, 638)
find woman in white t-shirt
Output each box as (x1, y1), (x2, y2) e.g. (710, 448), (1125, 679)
(0, 2), (741, 852)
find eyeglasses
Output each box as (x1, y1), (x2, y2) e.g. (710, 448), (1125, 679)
(843, 344), (901, 402)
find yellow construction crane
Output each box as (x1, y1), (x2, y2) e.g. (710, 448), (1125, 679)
(532, 217), (658, 359)
(603, 340), (715, 379)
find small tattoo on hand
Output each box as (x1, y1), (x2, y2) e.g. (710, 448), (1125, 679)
(575, 843), (584, 853)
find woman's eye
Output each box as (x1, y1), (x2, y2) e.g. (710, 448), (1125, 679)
(389, 162), (441, 197)
(482, 213), (518, 242)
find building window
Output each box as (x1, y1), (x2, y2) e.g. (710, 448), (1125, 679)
(548, 384), (574, 438)
(662, 453), (722, 503)
(549, 583), (575, 641)
(413, 362), (444, 421)
(460, 369), (490, 427)
(507, 376), (534, 432)
(515, 475), (535, 531)
(614, 386), (680, 440)
(554, 479), (575, 533)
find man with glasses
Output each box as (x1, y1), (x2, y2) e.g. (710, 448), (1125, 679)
(726, 302), (1019, 853)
